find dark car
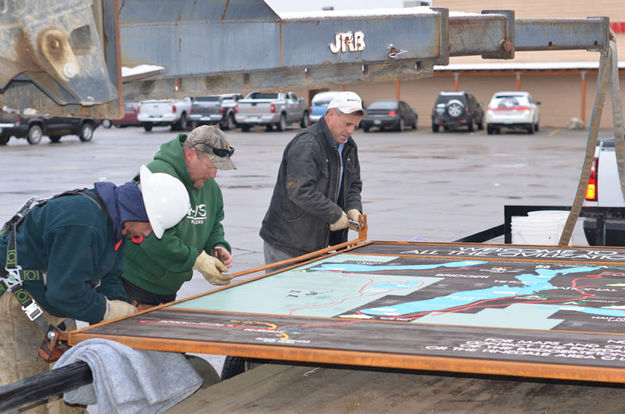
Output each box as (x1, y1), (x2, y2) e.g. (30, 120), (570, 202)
(431, 91), (484, 132)
(0, 113), (98, 145)
(100, 102), (141, 128)
(190, 93), (242, 130)
(362, 100), (418, 132)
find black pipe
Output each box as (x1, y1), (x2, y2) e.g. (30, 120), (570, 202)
(0, 361), (92, 413)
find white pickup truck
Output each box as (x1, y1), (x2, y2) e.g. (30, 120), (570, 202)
(137, 97), (193, 132)
(583, 137), (625, 245)
(235, 91), (309, 132)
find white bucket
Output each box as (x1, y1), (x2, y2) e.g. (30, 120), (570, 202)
(511, 211), (571, 245)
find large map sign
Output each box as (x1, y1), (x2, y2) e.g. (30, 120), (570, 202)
(69, 242), (625, 383)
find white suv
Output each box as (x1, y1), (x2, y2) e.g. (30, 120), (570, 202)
(486, 91), (540, 135)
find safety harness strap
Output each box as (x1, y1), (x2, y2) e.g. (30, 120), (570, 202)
(0, 189), (100, 330)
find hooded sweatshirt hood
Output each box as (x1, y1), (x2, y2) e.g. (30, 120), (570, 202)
(95, 181), (149, 241)
(151, 134), (195, 191)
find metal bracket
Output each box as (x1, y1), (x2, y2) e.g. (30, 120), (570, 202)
(0, 0), (121, 118)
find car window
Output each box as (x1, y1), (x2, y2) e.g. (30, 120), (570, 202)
(247, 92), (278, 99)
(368, 101), (397, 110)
(492, 96), (529, 108)
(492, 94), (529, 104)
(467, 94), (477, 108)
(435, 94), (464, 105)
(312, 92), (340, 105)
(194, 96), (220, 102)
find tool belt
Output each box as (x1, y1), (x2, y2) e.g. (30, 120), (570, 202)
(0, 189), (101, 361)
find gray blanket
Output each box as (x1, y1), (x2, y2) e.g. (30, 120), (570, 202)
(55, 338), (202, 414)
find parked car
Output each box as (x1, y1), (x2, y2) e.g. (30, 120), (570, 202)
(100, 102), (141, 128)
(0, 112), (98, 145)
(137, 97), (193, 131)
(236, 91), (309, 132)
(486, 91), (541, 135)
(361, 100), (417, 132)
(0, 111), (20, 145)
(583, 137), (625, 245)
(431, 91), (484, 132)
(310, 91), (342, 123)
(189, 93), (242, 130)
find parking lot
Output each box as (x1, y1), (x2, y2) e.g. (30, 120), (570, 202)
(1, 123), (597, 281)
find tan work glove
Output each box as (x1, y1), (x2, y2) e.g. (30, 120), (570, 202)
(329, 211), (349, 231)
(347, 208), (361, 230)
(194, 250), (232, 286)
(103, 299), (138, 321)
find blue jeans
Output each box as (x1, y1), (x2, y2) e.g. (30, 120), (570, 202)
(121, 278), (176, 306)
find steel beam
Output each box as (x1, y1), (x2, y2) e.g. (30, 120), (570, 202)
(0, 0), (612, 116)
(515, 18), (610, 51)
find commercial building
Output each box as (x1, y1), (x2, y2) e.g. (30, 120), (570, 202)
(332, 1), (625, 128)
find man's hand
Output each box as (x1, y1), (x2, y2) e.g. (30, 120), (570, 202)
(329, 211), (349, 231)
(194, 250), (232, 286)
(103, 299), (138, 321)
(347, 209), (361, 230)
(211, 246), (233, 268)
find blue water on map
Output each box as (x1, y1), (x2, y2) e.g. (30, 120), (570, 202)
(309, 261), (624, 319)
(310, 260), (484, 273)
(359, 265), (621, 318)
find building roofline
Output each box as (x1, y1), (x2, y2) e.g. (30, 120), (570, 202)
(434, 61), (625, 72)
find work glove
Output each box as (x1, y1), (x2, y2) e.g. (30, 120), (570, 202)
(194, 250), (232, 286)
(347, 208), (361, 230)
(329, 211), (349, 231)
(103, 299), (138, 321)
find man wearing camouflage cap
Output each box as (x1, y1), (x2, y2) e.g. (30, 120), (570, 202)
(121, 125), (236, 306)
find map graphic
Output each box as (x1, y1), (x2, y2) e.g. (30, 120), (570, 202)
(73, 242), (625, 383)
(173, 250), (625, 333)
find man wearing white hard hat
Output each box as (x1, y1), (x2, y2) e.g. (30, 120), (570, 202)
(122, 125), (236, 307)
(260, 91), (364, 265)
(0, 168), (189, 413)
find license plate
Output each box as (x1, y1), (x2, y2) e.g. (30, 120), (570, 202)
(249, 117), (260, 122)
(374, 120), (381, 125)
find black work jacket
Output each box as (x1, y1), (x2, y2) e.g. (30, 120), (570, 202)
(260, 117), (363, 257)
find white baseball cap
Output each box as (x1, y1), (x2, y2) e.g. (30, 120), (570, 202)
(327, 91), (364, 114)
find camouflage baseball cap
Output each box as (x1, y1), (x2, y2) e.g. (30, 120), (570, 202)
(186, 125), (236, 170)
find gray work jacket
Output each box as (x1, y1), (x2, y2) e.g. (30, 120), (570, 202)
(260, 117), (363, 257)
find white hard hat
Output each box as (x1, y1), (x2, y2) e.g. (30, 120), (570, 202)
(139, 165), (190, 239)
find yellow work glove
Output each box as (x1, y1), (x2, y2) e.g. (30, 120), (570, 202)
(194, 250), (232, 286)
(103, 299), (138, 321)
(329, 211), (349, 231)
(347, 208), (361, 230)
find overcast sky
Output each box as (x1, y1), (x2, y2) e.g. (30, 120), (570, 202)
(264, 0), (409, 12)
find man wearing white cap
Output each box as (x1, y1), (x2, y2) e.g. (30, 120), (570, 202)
(260, 91), (364, 264)
(122, 125), (236, 306)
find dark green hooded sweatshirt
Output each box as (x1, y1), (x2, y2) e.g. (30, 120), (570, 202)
(122, 135), (231, 295)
